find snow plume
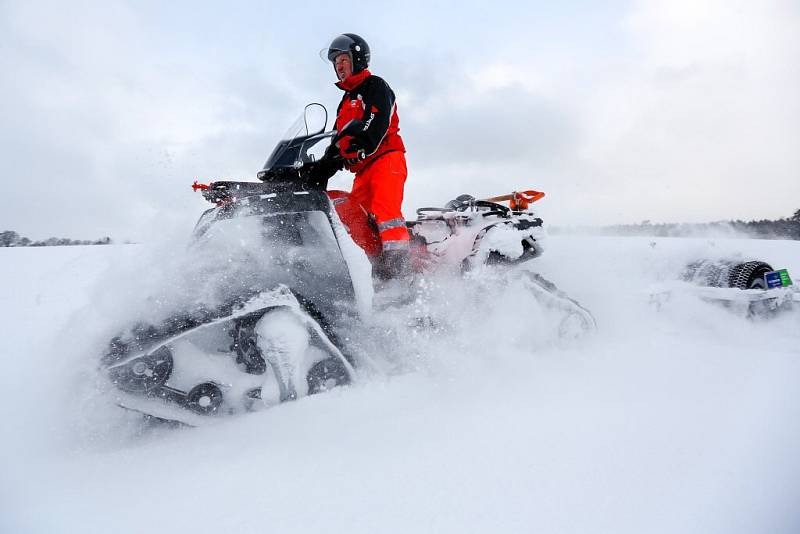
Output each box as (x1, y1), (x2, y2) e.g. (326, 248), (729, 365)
(15, 210), (364, 445)
(354, 265), (585, 381)
(83, 215), (281, 330)
(553, 220), (760, 240)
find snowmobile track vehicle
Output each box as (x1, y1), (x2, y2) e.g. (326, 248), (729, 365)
(100, 103), (596, 426)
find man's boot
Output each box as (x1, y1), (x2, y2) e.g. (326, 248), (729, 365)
(372, 248), (415, 309)
(373, 248), (412, 282)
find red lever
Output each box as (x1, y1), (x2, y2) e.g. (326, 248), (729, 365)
(510, 190), (545, 210)
(482, 189), (545, 210)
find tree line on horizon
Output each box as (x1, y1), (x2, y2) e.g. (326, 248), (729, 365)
(4, 209), (800, 246)
(0, 230), (112, 247)
(554, 209), (800, 239)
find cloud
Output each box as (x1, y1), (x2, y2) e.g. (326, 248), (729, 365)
(1, 0), (798, 240)
(570, 0), (800, 224)
(0, 1), (296, 240)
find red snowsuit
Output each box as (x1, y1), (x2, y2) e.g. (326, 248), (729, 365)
(333, 69), (410, 254)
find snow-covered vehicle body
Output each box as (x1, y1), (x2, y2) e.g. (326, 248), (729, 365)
(100, 104), (596, 425)
(408, 192), (545, 273)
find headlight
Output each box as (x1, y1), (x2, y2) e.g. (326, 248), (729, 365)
(108, 346), (173, 393)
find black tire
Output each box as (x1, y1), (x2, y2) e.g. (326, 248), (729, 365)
(727, 261), (773, 290)
(682, 259), (773, 290)
(306, 358), (350, 395)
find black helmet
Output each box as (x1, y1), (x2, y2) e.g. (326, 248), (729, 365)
(326, 33), (370, 73)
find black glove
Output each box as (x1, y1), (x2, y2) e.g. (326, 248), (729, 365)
(333, 121), (369, 165)
(316, 141), (344, 181)
(323, 138), (341, 160)
(317, 158), (343, 180)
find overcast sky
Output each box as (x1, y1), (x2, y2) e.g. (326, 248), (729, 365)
(1, 0), (798, 241)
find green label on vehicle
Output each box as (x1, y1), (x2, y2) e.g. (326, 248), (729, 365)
(764, 269), (792, 289)
(765, 269), (793, 288)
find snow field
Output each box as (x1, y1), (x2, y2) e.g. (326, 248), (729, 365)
(1, 235), (800, 533)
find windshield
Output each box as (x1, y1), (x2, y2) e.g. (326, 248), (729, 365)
(263, 104), (329, 172)
(264, 103), (328, 169)
(279, 103), (327, 142)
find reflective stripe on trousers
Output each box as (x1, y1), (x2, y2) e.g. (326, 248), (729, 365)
(377, 217), (406, 232)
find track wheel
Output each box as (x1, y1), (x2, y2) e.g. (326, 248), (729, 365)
(728, 261), (773, 290)
(186, 383), (224, 415)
